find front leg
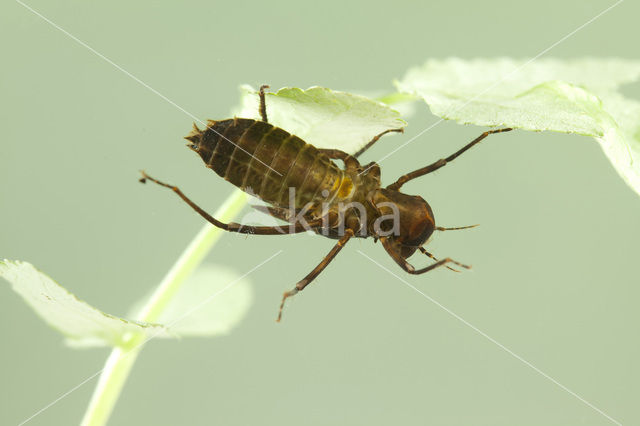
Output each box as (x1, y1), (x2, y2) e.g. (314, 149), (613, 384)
(380, 237), (470, 274)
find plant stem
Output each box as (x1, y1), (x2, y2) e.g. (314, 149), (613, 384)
(80, 189), (247, 426)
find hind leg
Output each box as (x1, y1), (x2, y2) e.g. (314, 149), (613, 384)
(140, 171), (321, 235)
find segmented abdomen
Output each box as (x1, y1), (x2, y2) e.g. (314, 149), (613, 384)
(190, 118), (343, 208)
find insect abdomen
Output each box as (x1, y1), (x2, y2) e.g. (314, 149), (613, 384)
(187, 118), (343, 208)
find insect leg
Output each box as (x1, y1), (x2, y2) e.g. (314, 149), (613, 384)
(380, 237), (470, 275)
(418, 247), (461, 272)
(251, 204), (292, 222)
(318, 149), (361, 171)
(353, 128), (404, 158)
(277, 228), (354, 321)
(259, 84), (269, 123)
(140, 171), (321, 235)
(386, 128), (513, 191)
(252, 204), (323, 232)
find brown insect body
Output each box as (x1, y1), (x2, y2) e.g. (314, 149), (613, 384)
(184, 118), (434, 250)
(142, 85), (512, 320)
(185, 118), (344, 210)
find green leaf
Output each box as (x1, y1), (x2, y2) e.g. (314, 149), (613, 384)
(235, 85), (407, 155)
(592, 92), (640, 193)
(395, 58), (640, 196)
(397, 58), (640, 100)
(0, 260), (253, 347)
(0, 260), (170, 347)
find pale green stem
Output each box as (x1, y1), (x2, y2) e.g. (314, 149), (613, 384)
(80, 189), (247, 426)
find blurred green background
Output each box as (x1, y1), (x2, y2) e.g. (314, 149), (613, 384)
(1, 0), (639, 425)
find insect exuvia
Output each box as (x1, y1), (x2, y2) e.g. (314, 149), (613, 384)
(140, 85), (512, 321)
